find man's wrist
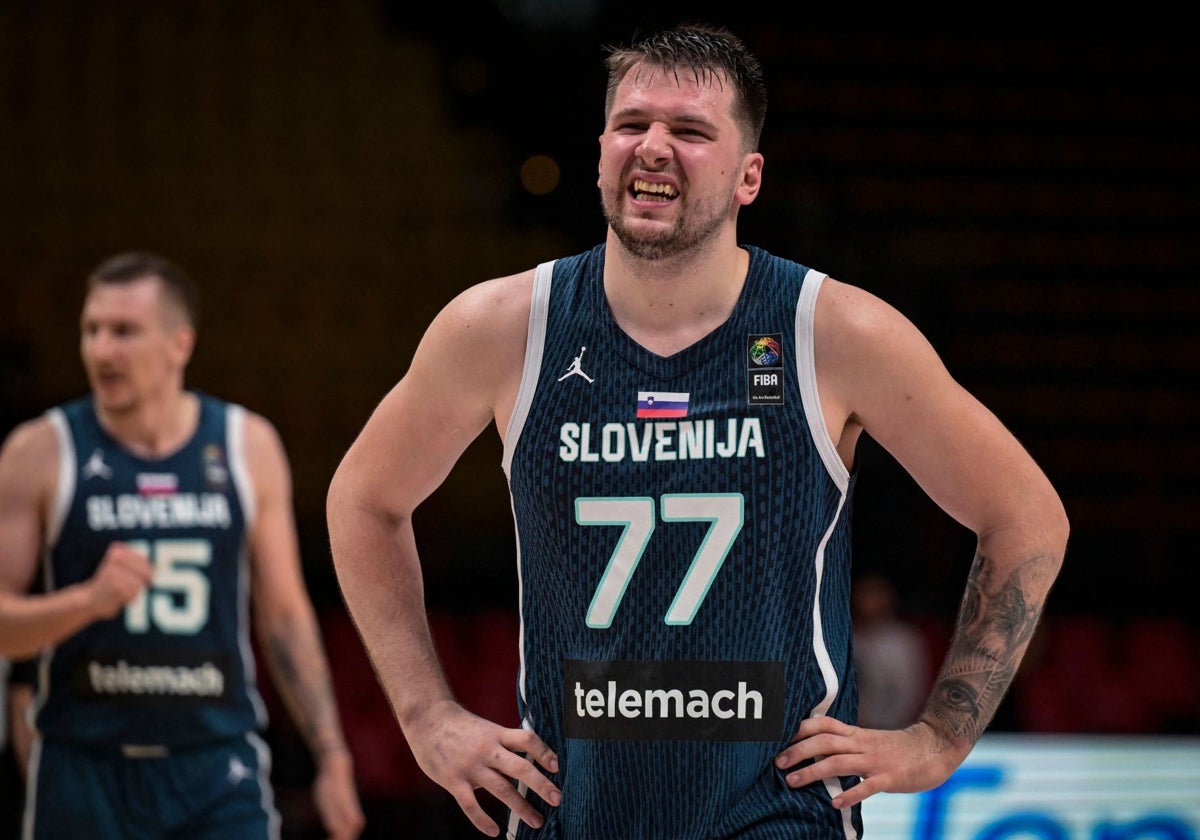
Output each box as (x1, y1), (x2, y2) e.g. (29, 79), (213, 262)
(313, 740), (353, 770)
(313, 739), (350, 755)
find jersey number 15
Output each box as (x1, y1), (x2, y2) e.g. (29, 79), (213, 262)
(123, 538), (213, 634)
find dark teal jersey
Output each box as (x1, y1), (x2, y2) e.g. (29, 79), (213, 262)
(32, 392), (268, 747)
(502, 245), (863, 839)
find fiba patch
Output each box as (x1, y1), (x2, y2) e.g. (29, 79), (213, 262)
(747, 334), (784, 405)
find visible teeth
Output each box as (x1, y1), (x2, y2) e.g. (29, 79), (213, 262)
(633, 179), (678, 197)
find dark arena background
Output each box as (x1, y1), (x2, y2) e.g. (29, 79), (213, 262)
(2, 3), (1197, 838)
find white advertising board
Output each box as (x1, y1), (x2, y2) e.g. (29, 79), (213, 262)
(861, 734), (1200, 840)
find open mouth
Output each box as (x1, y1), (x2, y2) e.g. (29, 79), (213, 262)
(631, 179), (679, 203)
(93, 370), (124, 387)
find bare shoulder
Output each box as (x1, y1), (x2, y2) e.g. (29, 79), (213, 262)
(239, 408), (285, 453)
(812, 276), (959, 444)
(814, 276), (942, 371)
(422, 265), (535, 391)
(815, 277), (910, 342)
(231, 406), (293, 502)
(0, 415), (59, 494)
(434, 269), (536, 347)
(0, 415), (59, 480)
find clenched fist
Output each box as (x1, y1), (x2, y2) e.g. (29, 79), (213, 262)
(86, 541), (154, 620)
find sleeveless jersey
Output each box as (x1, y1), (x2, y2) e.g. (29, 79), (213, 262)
(503, 245), (862, 839)
(32, 391), (268, 747)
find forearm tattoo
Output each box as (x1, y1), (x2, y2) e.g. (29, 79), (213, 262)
(267, 627), (343, 751)
(923, 551), (1053, 743)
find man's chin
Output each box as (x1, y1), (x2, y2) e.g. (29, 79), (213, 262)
(613, 230), (690, 261)
(91, 389), (135, 414)
(612, 220), (678, 255)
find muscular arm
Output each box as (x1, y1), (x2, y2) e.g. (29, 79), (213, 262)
(242, 411), (363, 839)
(0, 419), (152, 658)
(328, 278), (517, 727)
(327, 272), (561, 836)
(825, 282), (1066, 746)
(778, 279), (1068, 804)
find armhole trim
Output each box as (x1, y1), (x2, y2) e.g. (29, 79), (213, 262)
(44, 408), (74, 548)
(796, 269), (850, 493)
(502, 261), (555, 477)
(226, 403), (256, 527)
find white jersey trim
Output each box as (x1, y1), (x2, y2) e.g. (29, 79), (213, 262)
(226, 403), (255, 527)
(810, 489), (854, 832)
(226, 403), (270, 728)
(34, 410), (73, 756)
(795, 269), (850, 494)
(503, 260), (554, 788)
(797, 269), (858, 838)
(502, 261), (554, 478)
(44, 408), (75, 551)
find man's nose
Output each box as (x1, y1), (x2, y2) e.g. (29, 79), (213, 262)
(85, 329), (116, 357)
(636, 123), (673, 163)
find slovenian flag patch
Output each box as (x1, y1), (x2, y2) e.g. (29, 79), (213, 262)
(637, 391), (689, 419)
(136, 472), (179, 496)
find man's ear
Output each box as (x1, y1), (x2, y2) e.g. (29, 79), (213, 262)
(172, 325), (196, 368)
(737, 152), (764, 206)
(598, 131), (607, 187)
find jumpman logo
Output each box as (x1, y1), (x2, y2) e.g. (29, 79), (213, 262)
(227, 755), (251, 785)
(558, 346), (595, 383)
(82, 448), (112, 480)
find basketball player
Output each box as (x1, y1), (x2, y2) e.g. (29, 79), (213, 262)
(327, 23), (1068, 840)
(0, 253), (365, 839)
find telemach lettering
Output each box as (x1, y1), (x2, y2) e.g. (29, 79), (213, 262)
(562, 659), (784, 741)
(86, 660), (226, 697)
(574, 679), (763, 721)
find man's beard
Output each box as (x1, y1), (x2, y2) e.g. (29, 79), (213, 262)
(601, 187), (728, 261)
(92, 386), (140, 416)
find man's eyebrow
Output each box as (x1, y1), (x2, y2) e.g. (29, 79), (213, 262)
(608, 107), (718, 128)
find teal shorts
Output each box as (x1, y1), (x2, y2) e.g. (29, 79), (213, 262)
(23, 734), (281, 840)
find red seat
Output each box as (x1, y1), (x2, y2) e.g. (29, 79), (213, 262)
(322, 608), (439, 799)
(321, 606), (525, 802)
(1123, 617), (1200, 731)
(1015, 615), (1121, 733)
(458, 608), (522, 727)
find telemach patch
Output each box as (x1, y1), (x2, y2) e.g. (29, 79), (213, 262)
(563, 659), (784, 741)
(75, 651), (233, 704)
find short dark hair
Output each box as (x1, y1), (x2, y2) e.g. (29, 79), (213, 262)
(87, 251), (199, 328)
(604, 23), (768, 152)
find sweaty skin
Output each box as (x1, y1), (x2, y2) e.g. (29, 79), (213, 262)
(329, 28), (1067, 835)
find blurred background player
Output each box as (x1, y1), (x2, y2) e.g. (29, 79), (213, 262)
(851, 573), (931, 730)
(0, 252), (364, 839)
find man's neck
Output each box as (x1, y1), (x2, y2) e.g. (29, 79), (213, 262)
(603, 231), (749, 356)
(96, 389), (199, 460)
